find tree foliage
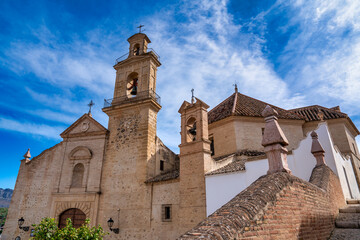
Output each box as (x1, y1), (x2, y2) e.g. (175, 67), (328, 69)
(30, 217), (107, 240)
(0, 208), (8, 234)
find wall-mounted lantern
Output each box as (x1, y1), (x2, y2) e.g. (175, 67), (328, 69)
(18, 217), (29, 231)
(107, 218), (119, 234)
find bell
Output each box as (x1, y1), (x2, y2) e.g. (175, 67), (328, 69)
(188, 123), (196, 136)
(130, 86), (137, 95)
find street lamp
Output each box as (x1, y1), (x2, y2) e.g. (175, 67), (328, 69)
(18, 217), (29, 231)
(107, 218), (119, 234)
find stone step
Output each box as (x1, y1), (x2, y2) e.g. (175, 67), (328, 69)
(337, 212), (360, 223)
(339, 205), (360, 213)
(330, 228), (360, 240)
(347, 199), (360, 205)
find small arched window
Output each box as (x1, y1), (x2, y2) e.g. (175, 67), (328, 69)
(133, 44), (140, 55)
(186, 117), (197, 142)
(71, 163), (84, 188)
(127, 72), (139, 96)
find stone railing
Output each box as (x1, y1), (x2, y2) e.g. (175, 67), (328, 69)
(103, 90), (161, 108)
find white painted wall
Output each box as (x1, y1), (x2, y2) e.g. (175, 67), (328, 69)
(206, 122), (360, 216)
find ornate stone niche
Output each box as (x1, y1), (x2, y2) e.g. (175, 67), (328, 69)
(67, 146), (93, 192)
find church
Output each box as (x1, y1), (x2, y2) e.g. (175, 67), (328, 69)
(3, 32), (360, 239)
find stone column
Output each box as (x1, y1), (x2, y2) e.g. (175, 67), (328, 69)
(310, 131), (326, 166)
(261, 105), (291, 174)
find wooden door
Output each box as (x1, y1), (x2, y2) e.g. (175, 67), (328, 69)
(59, 208), (86, 228)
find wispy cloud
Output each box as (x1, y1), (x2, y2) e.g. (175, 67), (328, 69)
(0, 116), (65, 139)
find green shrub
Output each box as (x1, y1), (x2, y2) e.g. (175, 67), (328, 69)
(30, 217), (107, 240)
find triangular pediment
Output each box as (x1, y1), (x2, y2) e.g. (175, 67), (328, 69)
(60, 114), (108, 139)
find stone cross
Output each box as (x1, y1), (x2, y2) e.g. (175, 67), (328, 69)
(137, 24), (144, 33)
(88, 100), (95, 116)
(310, 131), (326, 166)
(261, 105), (292, 174)
(191, 88), (195, 104)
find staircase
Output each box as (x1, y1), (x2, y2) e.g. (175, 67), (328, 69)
(330, 200), (360, 240)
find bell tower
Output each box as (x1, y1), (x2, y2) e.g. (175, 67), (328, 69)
(100, 33), (162, 238)
(178, 97), (214, 231)
(112, 33), (160, 100)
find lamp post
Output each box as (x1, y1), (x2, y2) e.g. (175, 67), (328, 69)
(18, 217), (29, 231)
(107, 218), (119, 234)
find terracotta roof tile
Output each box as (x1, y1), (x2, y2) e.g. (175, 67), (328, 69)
(206, 160), (245, 176)
(208, 92), (304, 124)
(289, 105), (348, 122)
(207, 150), (266, 176)
(145, 170), (179, 183)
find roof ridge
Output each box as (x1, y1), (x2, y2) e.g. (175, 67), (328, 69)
(208, 92), (236, 113)
(232, 92), (238, 114)
(236, 92), (289, 112)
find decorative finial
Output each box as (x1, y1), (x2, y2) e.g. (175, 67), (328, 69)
(233, 84), (238, 93)
(191, 88), (195, 104)
(261, 105), (291, 174)
(88, 100), (95, 117)
(262, 105), (279, 119)
(23, 148), (31, 162)
(310, 131), (326, 166)
(137, 24), (144, 33)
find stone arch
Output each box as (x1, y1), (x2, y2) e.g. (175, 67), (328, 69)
(55, 201), (91, 218)
(69, 146), (92, 160)
(133, 43), (140, 55)
(58, 208), (86, 229)
(127, 72), (139, 96)
(71, 163), (84, 188)
(186, 116), (197, 142)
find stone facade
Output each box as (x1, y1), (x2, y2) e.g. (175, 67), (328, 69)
(3, 32), (359, 240)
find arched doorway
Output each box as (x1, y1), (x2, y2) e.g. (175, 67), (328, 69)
(59, 208), (86, 228)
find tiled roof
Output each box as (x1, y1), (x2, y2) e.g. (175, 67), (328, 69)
(208, 92), (304, 124)
(206, 160), (245, 176)
(289, 105), (347, 122)
(207, 150), (266, 176)
(145, 170), (179, 183)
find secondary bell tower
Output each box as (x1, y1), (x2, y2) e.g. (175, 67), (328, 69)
(100, 31), (161, 238)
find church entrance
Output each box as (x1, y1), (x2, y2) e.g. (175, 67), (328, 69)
(58, 208), (86, 228)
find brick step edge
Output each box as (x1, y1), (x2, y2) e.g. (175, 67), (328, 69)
(335, 221), (360, 229)
(339, 208), (360, 213)
(347, 199), (360, 204)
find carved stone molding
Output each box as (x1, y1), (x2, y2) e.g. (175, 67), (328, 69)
(55, 201), (92, 217)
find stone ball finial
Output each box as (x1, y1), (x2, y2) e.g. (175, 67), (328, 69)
(262, 105), (278, 118)
(311, 131), (318, 139)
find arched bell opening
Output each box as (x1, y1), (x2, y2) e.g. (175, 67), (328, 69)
(133, 43), (140, 55)
(58, 208), (86, 229)
(127, 72), (139, 97)
(186, 117), (197, 142)
(71, 163), (84, 188)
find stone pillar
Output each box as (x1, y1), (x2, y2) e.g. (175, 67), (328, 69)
(261, 105), (291, 174)
(310, 131), (326, 166)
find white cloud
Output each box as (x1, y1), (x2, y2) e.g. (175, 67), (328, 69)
(0, 116), (65, 139)
(144, 0), (303, 150)
(277, 0), (360, 115)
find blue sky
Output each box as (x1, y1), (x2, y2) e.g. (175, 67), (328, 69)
(1, 0), (360, 189)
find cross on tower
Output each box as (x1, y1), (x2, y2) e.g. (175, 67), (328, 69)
(88, 100), (95, 115)
(137, 24), (144, 33)
(191, 88), (195, 104)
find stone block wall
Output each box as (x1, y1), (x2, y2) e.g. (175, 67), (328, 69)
(178, 165), (345, 239)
